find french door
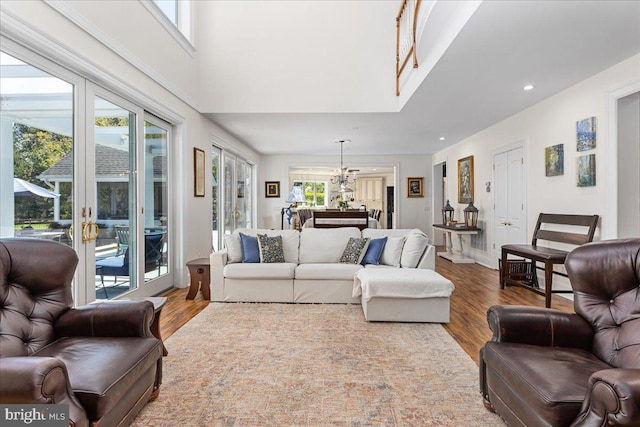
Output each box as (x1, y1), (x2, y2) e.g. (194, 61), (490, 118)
(87, 85), (173, 301)
(1, 41), (173, 305)
(493, 145), (527, 267)
(221, 152), (253, 237)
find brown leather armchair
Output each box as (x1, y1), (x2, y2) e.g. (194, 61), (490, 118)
(480, 238), (640, 427)
(0, 239), (163, 427)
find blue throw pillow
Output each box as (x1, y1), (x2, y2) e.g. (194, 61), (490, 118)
(361, 237), (388, 265)
(239, 232), (260, 263)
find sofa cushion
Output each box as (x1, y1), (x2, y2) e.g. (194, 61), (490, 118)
(295, 263), (363, 280)
(239, 232), (260, 263)
(224, 263), (296, 279)
(339, 237), (370, 264)
(401, 229), (429, 268)
(234, 229), (300, 263)
(258, 234), (285, 263)
(299, 227), (361, 263)
(483, 341), (611, 426)
(33, 336), (161, 420)
(380, 236), (405, 267)
(224, 234), (243, 264)
(361, 237), (388, 266)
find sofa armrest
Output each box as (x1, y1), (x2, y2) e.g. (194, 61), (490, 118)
(487, 305), (592, 349)
(54, 300), (154, 338)
(572, 369), (640, 427)
(211, 248), (228, 266)
(0, 357), (89, 427)
(415, 244), (436, 270)
(210, 249), (228, 301)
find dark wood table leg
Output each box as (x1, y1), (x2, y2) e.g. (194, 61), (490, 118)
(186, 277), (199, 300)
(544, 261), (553, 308)
(500, 248), (507, 289)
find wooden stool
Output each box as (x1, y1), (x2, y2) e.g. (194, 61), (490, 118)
(186, 258), (211, 300)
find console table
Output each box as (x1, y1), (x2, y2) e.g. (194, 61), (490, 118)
(433, 224), (480, 264)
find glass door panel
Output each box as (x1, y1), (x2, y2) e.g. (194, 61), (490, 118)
(93, 96), (138, 299)
(211, 146), (221, 251)
(236, 160), (252, 229)
(0, 50), (74, 277)
(143, 120), (169, 283)
(223, 153), (235, 235)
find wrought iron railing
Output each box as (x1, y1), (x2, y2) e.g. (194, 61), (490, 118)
(396, 0), (422, 96)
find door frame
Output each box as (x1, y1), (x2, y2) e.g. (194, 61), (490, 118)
(431, 160), (446, 246)
(491, 140), (528, 268)
(604, 81), (640, 239)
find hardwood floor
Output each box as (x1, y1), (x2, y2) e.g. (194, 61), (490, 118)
(158, 251), (574, 365)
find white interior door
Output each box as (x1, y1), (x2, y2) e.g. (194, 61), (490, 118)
(493, 146), (527, 265)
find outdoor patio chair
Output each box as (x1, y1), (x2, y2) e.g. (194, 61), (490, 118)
(114, 225), (129, 256)
(95, 232), (165, 297)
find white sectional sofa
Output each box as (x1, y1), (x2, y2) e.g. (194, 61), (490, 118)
(209, 227), (436, 304)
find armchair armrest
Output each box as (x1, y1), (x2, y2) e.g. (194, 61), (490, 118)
(487, 305), (593, 349)
(0, 357), (89, 427)
(54, 300), (154, 338)
(572, 369), (640, 427)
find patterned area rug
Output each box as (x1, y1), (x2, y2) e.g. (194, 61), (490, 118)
(132, 303), (503, 426)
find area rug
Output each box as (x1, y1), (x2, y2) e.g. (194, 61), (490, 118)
(132, 303), (503, 426)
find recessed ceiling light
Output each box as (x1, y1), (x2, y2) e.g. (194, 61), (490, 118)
(439, 137), (446, 141)
(523, 84), (535, 91)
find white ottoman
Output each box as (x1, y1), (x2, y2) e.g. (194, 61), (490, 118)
(353, 268), (455, 323)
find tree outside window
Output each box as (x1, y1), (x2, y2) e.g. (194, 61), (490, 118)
(293, 180), (326, 207)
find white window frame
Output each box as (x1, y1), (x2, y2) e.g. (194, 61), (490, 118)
(140, 0), (195, 56)
(292, 180), (328, 207)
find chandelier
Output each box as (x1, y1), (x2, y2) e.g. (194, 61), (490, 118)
(330, 139), (356, 192)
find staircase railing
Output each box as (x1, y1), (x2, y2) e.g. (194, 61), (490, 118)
(396, 0), (422, 96)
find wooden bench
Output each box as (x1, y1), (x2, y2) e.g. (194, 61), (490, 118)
(500, 213), (599, 308)
(312, 210), (369, 230)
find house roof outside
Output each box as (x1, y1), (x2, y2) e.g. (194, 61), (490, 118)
(39, 144), (166, 182)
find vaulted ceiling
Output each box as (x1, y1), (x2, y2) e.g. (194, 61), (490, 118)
(204, 1), (640, 156)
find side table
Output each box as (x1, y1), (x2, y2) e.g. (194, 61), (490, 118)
(186, 257), (211, 300)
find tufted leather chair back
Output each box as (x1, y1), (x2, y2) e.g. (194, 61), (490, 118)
(0, 239), (78, 357)
(565, 238), (640, 369)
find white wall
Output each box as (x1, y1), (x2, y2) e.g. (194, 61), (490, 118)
(197, 0), (397, 113)
(1, 0), (260, 288)
(259, 154), (433, 235)
(617, 91), (640, 237)
(432, 54), (640, 267)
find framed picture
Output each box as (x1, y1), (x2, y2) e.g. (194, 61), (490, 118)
(545, 144), (564, 176)
(577, 153), (596, 187)
(265, 181), (280, 198)
(193, 148), (205, 197)
(577, 116), (597, 151)
(407, 177), (424, 198)
(458, 155), (474, 203)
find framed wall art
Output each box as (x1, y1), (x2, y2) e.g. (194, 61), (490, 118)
(577, 116), (597, 151)
(407, 177), (424, 198)
(265, 181), (280, 198)
(458, 155), (474, 203)
(193, 148), (205, 197)
(545, 144), (564, 176)
(577, 153), (596, 187)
